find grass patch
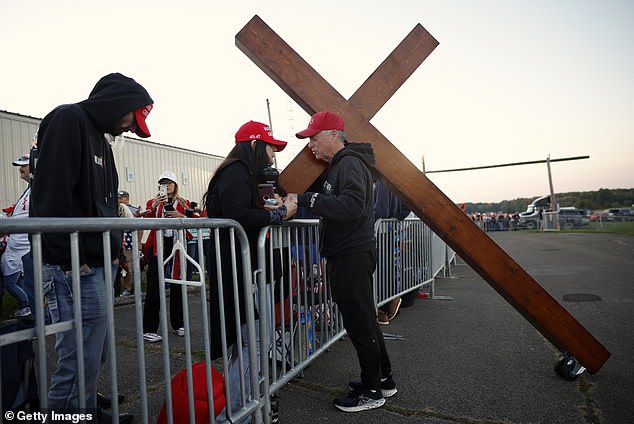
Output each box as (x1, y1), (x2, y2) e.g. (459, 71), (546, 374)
(516, 221), (634, 236)
(1, 294), (20, 321)
(572, 221), (634, 236)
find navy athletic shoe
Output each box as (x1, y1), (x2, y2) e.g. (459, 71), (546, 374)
(334, 388), (385, 412)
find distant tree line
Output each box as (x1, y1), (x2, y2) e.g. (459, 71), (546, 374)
(465, 188), (634, 214)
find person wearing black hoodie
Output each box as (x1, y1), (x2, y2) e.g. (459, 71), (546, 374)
(289, 111), (396, 413)
(30, 73), (152, 420)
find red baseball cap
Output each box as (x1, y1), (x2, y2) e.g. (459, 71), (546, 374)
(295, 111), (345, 139)
(134, 104), (153, 138)
(235, 121), (287, 151)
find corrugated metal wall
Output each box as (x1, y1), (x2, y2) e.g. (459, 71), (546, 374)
(112, 139), (223, 209)
(1, 110), (224, 211)
(0, 111), (40, 210)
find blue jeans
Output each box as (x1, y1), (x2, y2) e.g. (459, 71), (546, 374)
(44, 264), (108, 409)
(2, 271), (29, 308)
(22, 252), (35, 309)
(22, 251), (52, 324)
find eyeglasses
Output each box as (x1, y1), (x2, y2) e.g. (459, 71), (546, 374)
(158, 180), (175, 185)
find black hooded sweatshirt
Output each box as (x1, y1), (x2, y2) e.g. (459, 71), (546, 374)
(297, 142), (377, 258)
(30, 73), (153, 268)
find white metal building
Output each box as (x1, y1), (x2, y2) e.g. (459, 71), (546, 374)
(1, 110), (224, 211)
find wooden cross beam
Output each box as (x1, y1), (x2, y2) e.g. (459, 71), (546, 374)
(236, 15), (610, 373)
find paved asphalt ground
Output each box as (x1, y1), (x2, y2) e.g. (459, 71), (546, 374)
(271, 232), (634, 424)
(93, 231), (632, 423)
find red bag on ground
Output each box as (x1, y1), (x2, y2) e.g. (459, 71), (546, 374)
(157, 362), (226, 424)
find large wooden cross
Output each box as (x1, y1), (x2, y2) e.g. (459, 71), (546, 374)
(236, 15), (610, 373)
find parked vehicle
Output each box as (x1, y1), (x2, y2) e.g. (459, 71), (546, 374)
(558, 207), (589, 229)
(518, 195), (551, 229)
(518, 197), (589, 229)
(590, 208), (634, 222)
(605, 208), (634, 222)
(578, 208), (592, 219)
(590, 211), (608, 221)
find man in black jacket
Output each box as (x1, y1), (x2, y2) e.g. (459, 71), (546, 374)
(289, 111), (396, 413)
(30, 73), (152, 420)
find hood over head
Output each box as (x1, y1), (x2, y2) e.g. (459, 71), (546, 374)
(79, 73), (153, 137)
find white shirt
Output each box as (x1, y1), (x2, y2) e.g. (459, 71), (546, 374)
(1, 187), (31, 276)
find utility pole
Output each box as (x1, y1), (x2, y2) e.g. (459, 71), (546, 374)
(547, 155), (556, 211)
(266, 98), (273, 132)
(546, 154), (560, 230)
(265, 98), (278, 169)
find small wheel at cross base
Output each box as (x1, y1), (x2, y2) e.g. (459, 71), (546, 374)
(554, 353), (586, 381)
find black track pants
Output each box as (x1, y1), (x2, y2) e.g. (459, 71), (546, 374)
(327, 250), (392, 390)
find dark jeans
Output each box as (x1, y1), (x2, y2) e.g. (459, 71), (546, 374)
(142, 237), (183, 333)
(327, 250), (391, 391)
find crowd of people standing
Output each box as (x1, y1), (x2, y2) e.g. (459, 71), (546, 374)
(0, 71), (415, 422)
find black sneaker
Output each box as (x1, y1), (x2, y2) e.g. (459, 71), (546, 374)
(333, 388), (385, 412)
(348, 375), (397, 398)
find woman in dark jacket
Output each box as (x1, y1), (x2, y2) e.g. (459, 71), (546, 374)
(203, 120), (296, 422)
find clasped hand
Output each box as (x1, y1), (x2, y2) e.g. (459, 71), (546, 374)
(264, 194), (298, 219)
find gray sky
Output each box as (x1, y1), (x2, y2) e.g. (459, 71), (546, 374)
(2, 0), (632, 203)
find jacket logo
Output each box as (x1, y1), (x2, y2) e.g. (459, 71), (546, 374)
(94, 155), (103, 167)
(309, 193), (319, 208)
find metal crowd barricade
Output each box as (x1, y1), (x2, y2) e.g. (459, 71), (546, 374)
(255, 220), (346, 424)
(374, 218), (456, 304)
(0, 217), (261, 424)
(2, 215), (458, 424)
(255, 218), (456, 423)
(542, 211), (560, 231)
(375, 218), (430, 306)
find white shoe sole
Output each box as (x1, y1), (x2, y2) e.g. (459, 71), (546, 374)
(143, 333), (162, 343)
(334, 397), (385, 412)
(382, 387), (397, 398)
